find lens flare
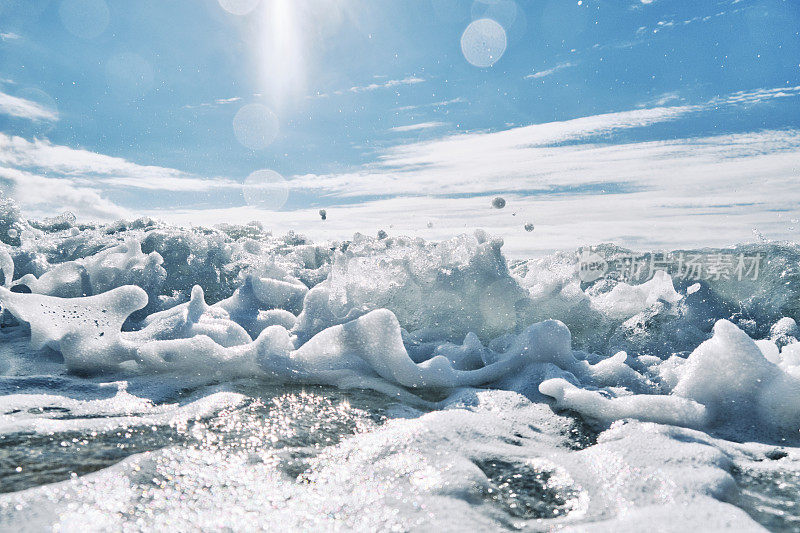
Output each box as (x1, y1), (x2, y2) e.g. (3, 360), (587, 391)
(233, 104), (279, 150)
(242, 169), (289, 210)
(218, 0), (261, 16)
(461, 18), (507, 67)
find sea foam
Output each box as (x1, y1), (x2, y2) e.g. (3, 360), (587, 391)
(1, 212), (798, 440)
(1, 205), (800, 530)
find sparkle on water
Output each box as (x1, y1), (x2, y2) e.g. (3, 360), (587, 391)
(0, 383), (388, 495)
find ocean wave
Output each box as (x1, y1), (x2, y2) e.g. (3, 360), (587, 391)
(0, 204), (799, 530)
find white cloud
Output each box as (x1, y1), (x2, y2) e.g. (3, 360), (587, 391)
(183, 96), (243, 110)
(389, 122), (446, 133)
(638, 91), (683, 107)
(0, 91), (58, 121)
(0, 133), (241, 221)
(285, 86), (800, 199)
(713, 85), (800, 106)
(149, 128), (800, 257)
(286, 105), (699, 198)
(525, 62), (576, 80)
(0, 166), (128, 220)
(638, 7), (736, 34)
(149, 138), (798, 256)
(349, 76), (424, 93)
(6, 85), (800, 257)
(0, 133), (239, 192)
(313, 76), (425, 98)
(395, 97), (466, 112)
(147, 85), (800, 257)
(96, 175), (240, 192)
(0, 32), (20, 41)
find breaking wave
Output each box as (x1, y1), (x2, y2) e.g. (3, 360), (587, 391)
(0, 200), (798, 530)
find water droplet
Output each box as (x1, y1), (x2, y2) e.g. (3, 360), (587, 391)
(492, 197), (506, 209)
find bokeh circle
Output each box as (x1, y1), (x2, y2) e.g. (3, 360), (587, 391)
(233, 104), (279, 150)
(218, 0), (261, 15)
(461, 18), (507, 67)
(243, 169), (289, 210)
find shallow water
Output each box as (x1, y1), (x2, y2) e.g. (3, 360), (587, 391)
(732, 462), (800, 532)
(2, 371), (795, 531)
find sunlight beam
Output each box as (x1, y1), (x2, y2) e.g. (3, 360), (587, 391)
(259, 0), (305, 108)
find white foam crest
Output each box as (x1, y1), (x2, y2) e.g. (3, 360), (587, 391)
(15, 237), (166, 306)
(0, 285), (146, 372)
(0, 218), (798, 441)
(0, 386), (246, 435)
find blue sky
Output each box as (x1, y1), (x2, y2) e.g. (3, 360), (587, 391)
(0, 0), (799, 255)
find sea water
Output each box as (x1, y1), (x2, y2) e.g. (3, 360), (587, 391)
(0, 202), (798, 531)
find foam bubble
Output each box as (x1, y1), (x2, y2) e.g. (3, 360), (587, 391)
(242, 170), (289, 210)
(233, 104), (279, 150)
(461, 18), (507, 68)
(59, 0), (110, 39)
(217, 0), (261, 15)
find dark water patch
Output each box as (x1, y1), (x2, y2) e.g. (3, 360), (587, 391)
(731, 464), (800, 533)
(199, 388), (389, 454)
(0, 426), (188, 493)
(474, 458), (581, 521)
(0, 383), (393, 494)
(543, 408), (600, 450)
